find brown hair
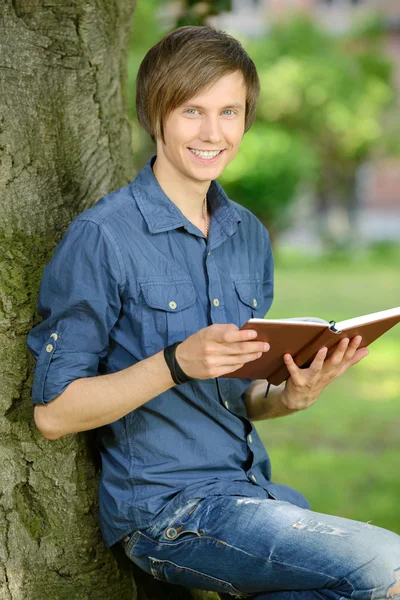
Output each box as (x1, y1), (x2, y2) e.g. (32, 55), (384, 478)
(136, 25), (260, 144)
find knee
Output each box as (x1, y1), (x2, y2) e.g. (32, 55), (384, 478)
(385, 567), (400, 600)
(374, 565), (400, 600)
(365, 535), (400, 599)
(380, 541), (400, 599)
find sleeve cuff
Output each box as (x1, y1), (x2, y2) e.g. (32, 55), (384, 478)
(31, 331), (99, 405)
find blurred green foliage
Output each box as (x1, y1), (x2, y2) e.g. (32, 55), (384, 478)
(219, 14), (397, 237)
(176, 0), (232, 27)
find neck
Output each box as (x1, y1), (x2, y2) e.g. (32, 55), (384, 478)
(152, 155), (210, 221)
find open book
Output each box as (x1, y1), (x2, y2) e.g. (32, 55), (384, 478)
(221, 306), (400, 386)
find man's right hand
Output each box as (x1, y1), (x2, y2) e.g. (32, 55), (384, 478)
(175, 323), (270, 380)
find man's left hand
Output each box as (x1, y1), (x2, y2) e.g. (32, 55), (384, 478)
(280, 335), (369, 411)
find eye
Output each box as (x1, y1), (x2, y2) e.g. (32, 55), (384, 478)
(223, 109), (235, 116)
(186, 109), (198, 115)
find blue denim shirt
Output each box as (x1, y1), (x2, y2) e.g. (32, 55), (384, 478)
(27, 154), (310, 548)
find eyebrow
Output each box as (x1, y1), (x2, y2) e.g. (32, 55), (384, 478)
(182, 103), (245, 110)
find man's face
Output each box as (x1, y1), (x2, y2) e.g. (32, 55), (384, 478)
(156, 70), (247, 183)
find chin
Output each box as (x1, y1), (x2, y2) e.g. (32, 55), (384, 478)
(187, 158), (228, 177)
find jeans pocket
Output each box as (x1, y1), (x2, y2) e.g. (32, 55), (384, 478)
(149, 557), (250, 598)
(122, 530), (156, 576)
(123, 530), (142, 557)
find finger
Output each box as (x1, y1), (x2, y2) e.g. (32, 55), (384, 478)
(283, 353), (310, 388)
(308, 346), (329, 374)
(335, 336), (362, 369)
(212, 324), (254, 345)
(226, 340), (270, 355)
(221, 350), (265, 367)
(243, 330), (258, 340)
(329, 337), (350, 366)
(348, 346), (369, 365)
(283, 353), (300, 378)
(343, 335), (362, 360)
(336, 347), (369, 377)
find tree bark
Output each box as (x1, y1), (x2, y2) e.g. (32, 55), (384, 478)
(0, 1), (217, 598)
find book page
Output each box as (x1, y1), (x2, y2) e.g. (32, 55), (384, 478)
(248, 316), (330, 325)
(336, 306), (400, 330)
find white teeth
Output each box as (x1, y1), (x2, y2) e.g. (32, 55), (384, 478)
(189, 149), (222, 159)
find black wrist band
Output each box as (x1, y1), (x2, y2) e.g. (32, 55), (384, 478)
(264, 381), (271, 398)
(163, 341), (194, 385)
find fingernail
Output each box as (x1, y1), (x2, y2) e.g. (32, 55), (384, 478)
(264, 343), (269, 351)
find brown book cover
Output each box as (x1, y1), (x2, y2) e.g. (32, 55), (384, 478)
(220, 307), (400, 386)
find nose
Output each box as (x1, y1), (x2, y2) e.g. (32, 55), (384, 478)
(199, 115), (223, 145)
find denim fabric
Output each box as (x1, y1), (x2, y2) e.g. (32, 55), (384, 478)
(27, 154), (310, 549)
(121, 494), (400, 600)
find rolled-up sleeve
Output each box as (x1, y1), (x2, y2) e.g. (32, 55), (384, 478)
(27, 218), (125, 405)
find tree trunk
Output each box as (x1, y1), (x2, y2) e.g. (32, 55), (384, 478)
(0, 2), (216, 598)
(315, 167), (361, 254)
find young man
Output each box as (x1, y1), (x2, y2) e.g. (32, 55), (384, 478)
(27, 25), (400, 599)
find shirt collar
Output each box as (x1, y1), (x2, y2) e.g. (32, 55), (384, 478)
(130, 154), (241, 236)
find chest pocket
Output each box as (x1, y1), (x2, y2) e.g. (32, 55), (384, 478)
(231, 273), (263, 328)
(139, 278), (199, 355)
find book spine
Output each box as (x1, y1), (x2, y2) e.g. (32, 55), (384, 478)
(329, 320), (339, 332)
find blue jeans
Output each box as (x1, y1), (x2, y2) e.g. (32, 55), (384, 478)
(120, 495), (400, 599)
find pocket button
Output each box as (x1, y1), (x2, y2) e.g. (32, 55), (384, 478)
(165, 527), (178, 539)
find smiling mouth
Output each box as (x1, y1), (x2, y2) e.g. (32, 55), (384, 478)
(188, 148), (225, 159)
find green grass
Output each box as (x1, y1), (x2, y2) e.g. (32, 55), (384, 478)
(254, 247), (400, 534)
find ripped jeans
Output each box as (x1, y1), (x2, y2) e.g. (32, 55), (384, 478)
(120, 495), (400, 600)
